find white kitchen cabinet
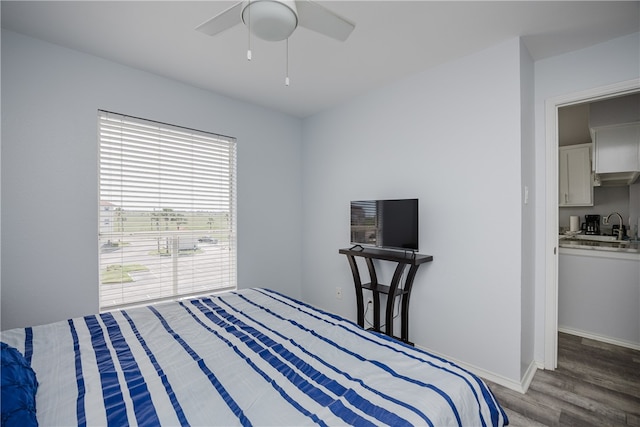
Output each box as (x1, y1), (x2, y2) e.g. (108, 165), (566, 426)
(559, 143), (593, 207)
(591, 122), (640, 174)
(558, 250), (640, 347)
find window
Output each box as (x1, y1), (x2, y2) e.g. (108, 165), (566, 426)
(98, 111), (237, 310)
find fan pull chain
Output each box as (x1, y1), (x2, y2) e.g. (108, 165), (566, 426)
(247, 0), (252, 60)
(285, 38), (290, 86)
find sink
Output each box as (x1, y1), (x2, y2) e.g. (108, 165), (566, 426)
(572, 235), (620, 242)
(559, 233), (624, 243)
(561, 239), (629, 248)
(559, 234), (639, 253)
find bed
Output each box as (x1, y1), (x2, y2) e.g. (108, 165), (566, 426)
(1, 288), (508, 426)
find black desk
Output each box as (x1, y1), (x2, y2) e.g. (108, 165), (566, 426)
(339, 247), (433, 345)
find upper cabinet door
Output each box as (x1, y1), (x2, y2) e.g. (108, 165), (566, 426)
(559, 143), (593, 207)
(592, 122), (640, 174)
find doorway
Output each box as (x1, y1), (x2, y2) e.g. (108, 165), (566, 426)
(544, 79), (639, 370)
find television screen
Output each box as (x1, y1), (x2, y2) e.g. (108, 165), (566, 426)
(350, 199), (418, 251)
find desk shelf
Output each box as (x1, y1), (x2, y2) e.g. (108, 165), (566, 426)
(339, 247), (433, 345)
(361, 282), (409, 297)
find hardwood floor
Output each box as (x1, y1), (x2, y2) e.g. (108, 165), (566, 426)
(486, 332), (640, 427)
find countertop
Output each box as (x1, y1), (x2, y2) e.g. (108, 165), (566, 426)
(558, 234), (640, 260)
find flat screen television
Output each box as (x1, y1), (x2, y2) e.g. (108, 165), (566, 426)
(350, 199), (418, 251)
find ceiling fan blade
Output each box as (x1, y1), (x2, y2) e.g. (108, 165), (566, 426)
(295, 0), (355, 41)
(195, 2), (243, 36)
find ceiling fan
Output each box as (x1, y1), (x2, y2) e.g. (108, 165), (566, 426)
(196, 0), (355, 43)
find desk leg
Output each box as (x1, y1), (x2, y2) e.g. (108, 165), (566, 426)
(365, 258), (380, 331)
(345, 254), (365, 328)
(386, 263), (407, 338)
(400, 265), (420, 342)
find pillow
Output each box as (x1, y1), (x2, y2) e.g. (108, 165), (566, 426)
(1, 342), (38, 427)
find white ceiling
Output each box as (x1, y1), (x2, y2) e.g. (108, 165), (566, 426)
(2, 1), (639, 118)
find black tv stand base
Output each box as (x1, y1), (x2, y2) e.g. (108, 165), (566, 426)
(366, 327), (414, 346)
(339, 247), (433, 345)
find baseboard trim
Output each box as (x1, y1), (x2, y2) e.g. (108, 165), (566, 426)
(559, 327), (640, 351)
(520, 359), (540, 393)
(414, 343), (537, 394)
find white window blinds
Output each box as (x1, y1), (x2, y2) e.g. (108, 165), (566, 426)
(98, 110), (237, 310)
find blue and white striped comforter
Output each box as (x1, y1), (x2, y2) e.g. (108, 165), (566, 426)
(2, 288), (508, 426)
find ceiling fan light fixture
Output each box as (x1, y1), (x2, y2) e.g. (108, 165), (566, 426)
(242, 0), (298, 42)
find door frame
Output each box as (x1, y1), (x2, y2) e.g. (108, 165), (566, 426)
(544, 79), (639, 370)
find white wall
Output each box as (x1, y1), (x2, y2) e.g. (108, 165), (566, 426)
(301, 39), (525, 383)
(1, 30), (303, 330)
(4, 22), (638, 388)
(519, 39), (536, 380)
(533, 32), (640, 362)
(559, 186), (632, 233)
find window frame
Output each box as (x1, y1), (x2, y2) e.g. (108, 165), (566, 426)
(97, 110), (237, 310)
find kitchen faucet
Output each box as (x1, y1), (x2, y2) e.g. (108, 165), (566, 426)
(606, 212), (624, 240)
